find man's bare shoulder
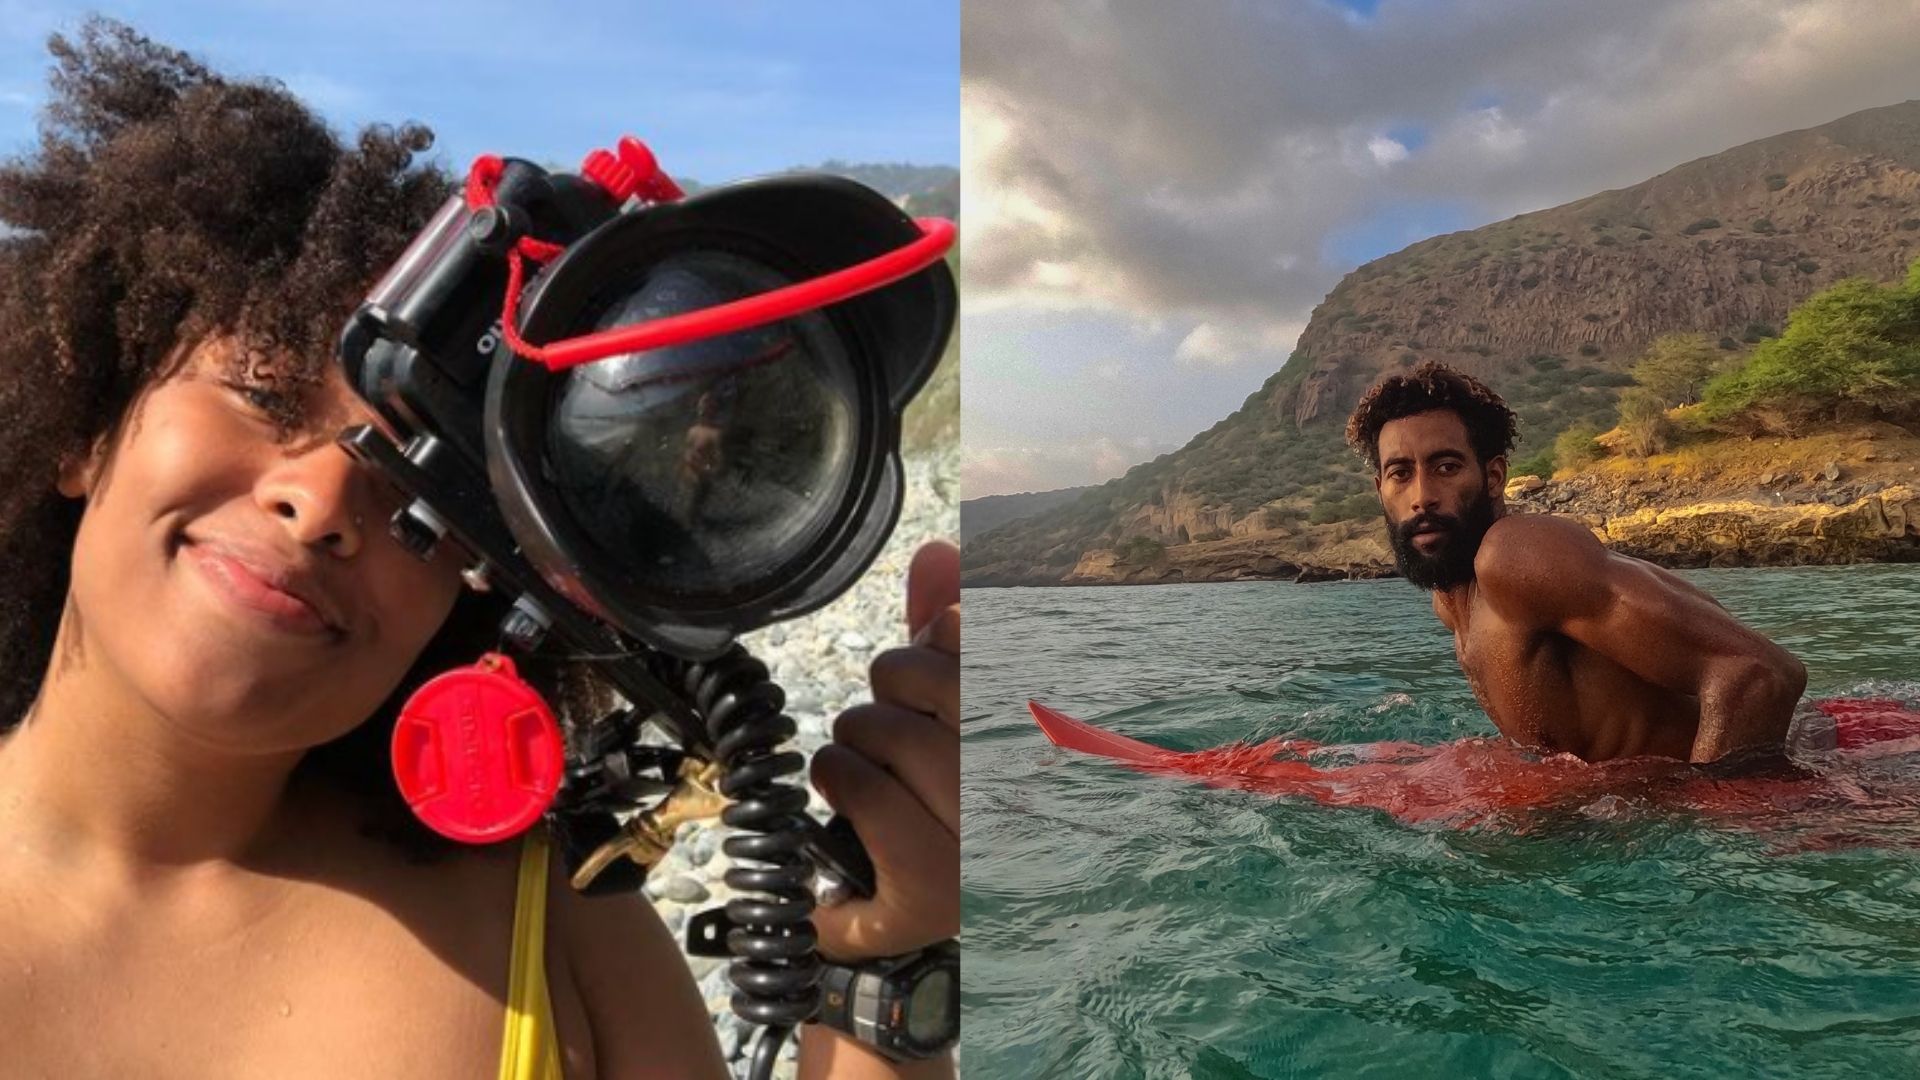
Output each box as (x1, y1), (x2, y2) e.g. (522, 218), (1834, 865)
(1472, 514), (1610, 614)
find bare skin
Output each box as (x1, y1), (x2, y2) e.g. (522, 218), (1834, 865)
(0, 337), (957, 1078)
(1376, 410), (1807, 764)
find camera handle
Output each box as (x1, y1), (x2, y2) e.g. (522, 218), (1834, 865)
(555, 642), (877, 1080)
(672, 645), (873, 1080)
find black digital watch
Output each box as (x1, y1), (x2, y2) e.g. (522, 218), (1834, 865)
(811, 941), (960, 1061)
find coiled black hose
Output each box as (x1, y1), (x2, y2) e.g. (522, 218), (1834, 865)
(679, 645), (818, 1080)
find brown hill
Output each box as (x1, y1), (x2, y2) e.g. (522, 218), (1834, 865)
(964, 100), (1920, 587)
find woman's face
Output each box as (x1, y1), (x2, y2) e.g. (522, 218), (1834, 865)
(57, 337), (468, 754)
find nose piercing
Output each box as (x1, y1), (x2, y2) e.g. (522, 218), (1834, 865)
(353, 514), (365, 528)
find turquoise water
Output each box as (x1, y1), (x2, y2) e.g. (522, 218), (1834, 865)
(962, 565), (1920, 1078)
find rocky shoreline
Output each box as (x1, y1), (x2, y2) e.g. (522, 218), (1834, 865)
(964, 447), (1920, 589)
(651, 444), (956, 1076)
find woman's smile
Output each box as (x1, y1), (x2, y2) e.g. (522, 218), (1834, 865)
(180, 536), (347, 642)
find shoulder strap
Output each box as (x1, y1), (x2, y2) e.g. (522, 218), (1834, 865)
(499, 827), (564, 1080)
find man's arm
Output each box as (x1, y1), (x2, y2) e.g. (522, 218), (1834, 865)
(1474, 515), (1807, 762)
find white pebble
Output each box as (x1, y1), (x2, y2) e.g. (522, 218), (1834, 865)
(660, 875), (711, 904)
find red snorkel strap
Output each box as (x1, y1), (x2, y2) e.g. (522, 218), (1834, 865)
(463, 136), (956, 373)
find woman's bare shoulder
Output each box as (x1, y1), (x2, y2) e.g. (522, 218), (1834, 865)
(545, 852), (729, 1079)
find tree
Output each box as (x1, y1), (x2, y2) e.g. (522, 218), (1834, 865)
(1616, 388), (1676, 457)
(1701, 260), (1920, 430)
(1630, 333), (1729, 407)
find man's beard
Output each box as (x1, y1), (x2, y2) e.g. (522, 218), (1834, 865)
(1387, 488), (1498, 591)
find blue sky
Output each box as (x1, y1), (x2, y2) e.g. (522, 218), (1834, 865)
(0, 1), (956, 180)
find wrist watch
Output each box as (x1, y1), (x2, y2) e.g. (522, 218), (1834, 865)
(811, 940), (960, 1061)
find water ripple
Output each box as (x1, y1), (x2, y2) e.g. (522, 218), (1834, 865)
(965, 567), (1920, 1077)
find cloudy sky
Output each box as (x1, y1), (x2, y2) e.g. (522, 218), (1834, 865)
(963, 0), (1920, 497)
(0, 0), (956, 181)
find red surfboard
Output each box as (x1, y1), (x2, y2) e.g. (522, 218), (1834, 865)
(1028, 698), (1920, 833)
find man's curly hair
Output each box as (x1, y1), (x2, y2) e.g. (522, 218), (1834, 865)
(1344, 360), (1519, 471)
(0, 19), (608, 853)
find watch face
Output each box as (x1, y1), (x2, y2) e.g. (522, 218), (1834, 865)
(906, 968), (956, 1044)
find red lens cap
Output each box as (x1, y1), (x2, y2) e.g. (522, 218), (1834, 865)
(390, 652), (564, 844)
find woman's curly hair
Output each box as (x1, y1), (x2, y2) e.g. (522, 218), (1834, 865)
(0, 19), (610, 853)
(1344, 360), (1519, 471)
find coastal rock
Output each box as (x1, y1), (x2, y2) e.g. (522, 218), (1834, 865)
(1594, 484), (1920, 566)
(1060, 525), (1393, 586)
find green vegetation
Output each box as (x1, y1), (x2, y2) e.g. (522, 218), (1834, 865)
(1308, 492), (1378, 525)
(1700, 258), (1920, 431)
(1616, 388), (1675, 457)
(1511, 447), (1556, 478)
(1751, 218), (1776, 234)
(1115, 535), (1166, 565)
(1765, 173), (1788, 191)
(1682, 218), (1722, 235)
(1629, 333), (1730, 406)
(1552, 423), (1604, 470)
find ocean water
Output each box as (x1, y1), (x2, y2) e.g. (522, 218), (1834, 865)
(962, 565), (1920, 1078)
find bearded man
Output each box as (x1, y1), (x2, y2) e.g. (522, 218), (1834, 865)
(1345, 361), (1807, 763)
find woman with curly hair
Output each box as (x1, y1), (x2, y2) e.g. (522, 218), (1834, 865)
(0, 19), (958, 1079)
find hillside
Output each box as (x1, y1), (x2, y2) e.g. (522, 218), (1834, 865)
(961, 486), (1090, 541)
(964, 100), (1920, 587)
(804, 162), (957, 203)
(676, 162), (957, 203)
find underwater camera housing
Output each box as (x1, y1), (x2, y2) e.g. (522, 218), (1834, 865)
(335, 136), (956, 1074)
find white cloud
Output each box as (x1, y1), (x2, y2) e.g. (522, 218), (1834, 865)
(965, 0), (1920, 326)
(1367, 134), (1409, 167)
(1173, 317), (1308, 369)
(1464, 106), (1527, 159)
(964, 434), (1180, 497)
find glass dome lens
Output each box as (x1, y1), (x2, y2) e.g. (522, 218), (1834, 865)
(545, 250), (859, 601)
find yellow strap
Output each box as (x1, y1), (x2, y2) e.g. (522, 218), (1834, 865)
(500, 827), (565, 1080)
